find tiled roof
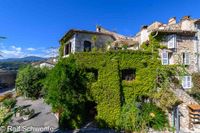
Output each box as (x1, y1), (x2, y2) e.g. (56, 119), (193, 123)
(60, 29), (116, 43)
(111, 39), (139, 47)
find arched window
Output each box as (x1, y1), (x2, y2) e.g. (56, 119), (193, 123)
(84, 41), (92, 52)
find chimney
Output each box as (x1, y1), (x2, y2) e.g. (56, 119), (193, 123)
(96, 25), (101, 32)
(141, 25), (148, 30)
(182, 15), (191, 21)
(168, 17), (176, 25)
(140, 25), (149, 44)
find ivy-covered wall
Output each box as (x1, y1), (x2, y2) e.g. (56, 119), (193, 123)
(60, 50), (179, 130)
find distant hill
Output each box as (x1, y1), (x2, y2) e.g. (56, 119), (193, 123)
(0, 56), (46, 63)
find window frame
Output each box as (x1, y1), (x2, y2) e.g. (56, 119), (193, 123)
(64, 42), (71, 56)
(167, 34), (177, 49)
(162, 51), (169, 65)
(183, 52), (190, 65)
(84, 41), (92, 52)
(182, 76), (192, 89)
(121, 69), (136, 81)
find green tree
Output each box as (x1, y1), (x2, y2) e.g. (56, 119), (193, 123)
(15, 65), (46, 99)
(43, 57), (88, 129)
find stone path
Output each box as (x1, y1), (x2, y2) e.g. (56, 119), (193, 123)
(9, 97), (58, 132)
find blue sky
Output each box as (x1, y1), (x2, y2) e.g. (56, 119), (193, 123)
(0, 0), (199, 58)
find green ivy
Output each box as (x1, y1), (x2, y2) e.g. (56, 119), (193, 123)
(52, 34), (185, 131)
(57, 50), (178, 130)
(188, 73), (200, 103)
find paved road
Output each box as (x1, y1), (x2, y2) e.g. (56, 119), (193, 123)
(9, 97), (58, 132)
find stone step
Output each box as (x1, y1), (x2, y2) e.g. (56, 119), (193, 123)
(170, 88), (199, 132)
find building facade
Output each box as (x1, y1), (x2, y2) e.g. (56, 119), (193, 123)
(60, 16), (200, 131)
(133, 16), (200, 131)
(134, 16), (200, 90)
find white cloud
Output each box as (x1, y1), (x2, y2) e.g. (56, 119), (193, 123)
(11, 45), (22, 52)
(27, 47), (36, 51)
(0, 44), (58, 59)
(1, 45), (24, 58)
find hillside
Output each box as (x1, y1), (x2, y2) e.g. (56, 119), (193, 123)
(0, 56), (46, 63)
(0, 56), (46, 71)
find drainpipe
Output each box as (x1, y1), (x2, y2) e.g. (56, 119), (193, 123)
(172, 107), (175, 128)
(195, 24), (200, 72)
(176, 106), (180, 133)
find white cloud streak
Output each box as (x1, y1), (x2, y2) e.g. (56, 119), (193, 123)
(0, 44), (58, 59)
(27, 47), (36, 51)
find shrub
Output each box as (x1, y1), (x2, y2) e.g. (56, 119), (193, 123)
(43, 57), (88, 129)
(0, 106), (8, 124)
(117, 102), (140, 132)
(3, 98), (16, 109)
(140, 103), (168, 131)
(117, 102), (168, 132)
(15, 65), (47, 99)
(0, 93), (13, 102)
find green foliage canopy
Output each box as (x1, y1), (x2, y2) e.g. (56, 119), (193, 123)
(15, 65), (47, 99)
(43, 57), (88, 129)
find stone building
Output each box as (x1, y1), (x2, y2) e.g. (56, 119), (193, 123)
(32, 57), (58, 68)
(133, 16), (200, 132)
(60, 16), (200, 132)
(60, 27), (139, 57)
(134, 16), (200, 87)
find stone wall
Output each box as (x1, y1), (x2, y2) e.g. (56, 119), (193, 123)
(170, 88), (199, 132)
(160, 35), (197, 73)
(0, 71), (16, 88)
(181, 19), (195, 31)
(74, 33), (115, 52)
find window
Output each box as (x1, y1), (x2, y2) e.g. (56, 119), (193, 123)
(168, 34), (176, 49)
(64, 43), (71, 55)
(122, 69), (136, 81)
(86, 68), (98, 81)
(162, 51), (169, 65)
(64, 45), (68, 55)
(183, 52), (190, 65)
(84, 41), (92, 52)
(182, 76), (192, 89)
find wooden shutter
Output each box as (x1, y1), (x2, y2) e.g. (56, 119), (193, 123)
(182, 76), (192, 89)
(187, 76), (192, 88)
(162, 52), (168, 65)
(184, 52), (190, 65)
(168, 34), (176, 48)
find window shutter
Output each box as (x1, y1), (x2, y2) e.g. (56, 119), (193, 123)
(185, 53), (190, 65)
(182, 76), (192, 89)
(168, 34), (176, 48)
(183, 52), (190, 65)
(162, 52), (168, 65)
(182, 76), (186, 89)
(187, 76), (192, 88)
